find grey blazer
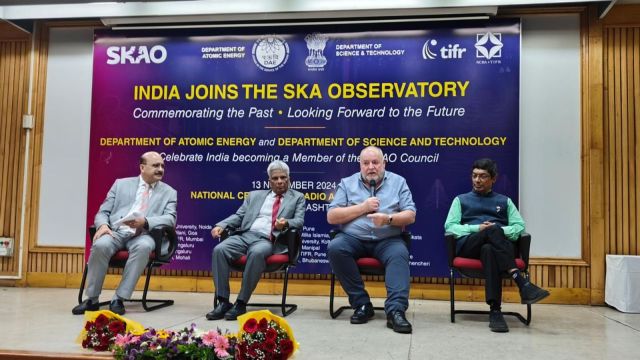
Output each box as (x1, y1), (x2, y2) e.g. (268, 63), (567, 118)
(94, 177), (177, 252)
(216, 189), (305, 251)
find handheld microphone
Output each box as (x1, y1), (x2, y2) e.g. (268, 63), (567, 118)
(369, 179), (376, 197)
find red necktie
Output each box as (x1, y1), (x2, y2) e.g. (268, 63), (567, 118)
(271, 194), (282, 241)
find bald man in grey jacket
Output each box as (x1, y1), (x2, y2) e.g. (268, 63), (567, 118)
(73, 151), (177, 315)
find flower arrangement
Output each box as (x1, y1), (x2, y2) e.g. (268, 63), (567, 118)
(236, 310), (298, 360)
(78, 309), (298, 360)
(77, 310), (145, 352)
(112, 323), (235, 360)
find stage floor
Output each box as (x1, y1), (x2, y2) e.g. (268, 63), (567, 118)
(1, 287), (639, 359)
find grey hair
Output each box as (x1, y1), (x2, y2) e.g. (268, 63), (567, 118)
(267, 160), (290, 178)
(360, 146), (384, 160)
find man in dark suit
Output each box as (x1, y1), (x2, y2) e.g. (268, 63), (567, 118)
(206, 160), (305, 320)
(73, 151), (177, 315)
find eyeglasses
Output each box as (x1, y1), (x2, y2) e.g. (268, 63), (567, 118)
(471, 173), (491, 180)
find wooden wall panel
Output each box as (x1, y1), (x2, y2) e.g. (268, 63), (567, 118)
(0, 39), (29, 276)
(603, 24), (640, 257)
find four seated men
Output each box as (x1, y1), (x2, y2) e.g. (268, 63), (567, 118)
(76, 152), (548, 332)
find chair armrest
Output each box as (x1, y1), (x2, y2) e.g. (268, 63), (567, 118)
(219, 227), (230, 241)
(219, 226), (243, 241)
(445, 233), (456, 267)
(276, 228), (301, 265)
(516, 232), (531, 270)
(401, 231), (412, 250)
(150, 225), (178, 262)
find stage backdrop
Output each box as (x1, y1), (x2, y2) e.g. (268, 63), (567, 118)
(87, 20), (520, 277)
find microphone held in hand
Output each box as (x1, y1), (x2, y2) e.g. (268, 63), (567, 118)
(369, 179), (376, 197)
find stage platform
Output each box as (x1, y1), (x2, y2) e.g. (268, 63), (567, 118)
(0, 287), (639, 359)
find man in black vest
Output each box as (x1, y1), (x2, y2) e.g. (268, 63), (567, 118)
(444, 158), (549, 332)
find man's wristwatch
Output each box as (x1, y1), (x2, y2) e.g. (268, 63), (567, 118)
(387, 215), (393, 225)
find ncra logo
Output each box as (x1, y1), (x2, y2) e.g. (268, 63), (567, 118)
(106, 45), (167, 65)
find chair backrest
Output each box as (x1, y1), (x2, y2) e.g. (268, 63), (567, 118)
(281, 228), (302, 265)
(150, 225), (179, 263)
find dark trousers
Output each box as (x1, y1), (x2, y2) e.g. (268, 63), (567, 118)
(458, 226), (517, 306)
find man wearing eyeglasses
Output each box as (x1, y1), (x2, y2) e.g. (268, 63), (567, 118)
(444, 158), (549, 333)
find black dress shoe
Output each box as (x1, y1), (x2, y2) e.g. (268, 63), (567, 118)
(386, 310), (412, 334)
(206, 301), (233, 320)
(489, 310), (509, 333)
(350, 303), (375, 324)
(224, 302), (247, 320)
(109, 299), (126, 315)
(520, 283), (550, 304)
(72, 299), (99, 315)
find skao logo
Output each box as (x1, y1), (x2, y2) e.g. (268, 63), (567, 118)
(106, 45), (167, 65)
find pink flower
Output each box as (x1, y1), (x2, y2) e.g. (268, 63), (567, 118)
(213, 335), (230, 357)
(202, 330), (230, 357)
(201, 330), (219, 346)
(114, 333), (132, 347)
